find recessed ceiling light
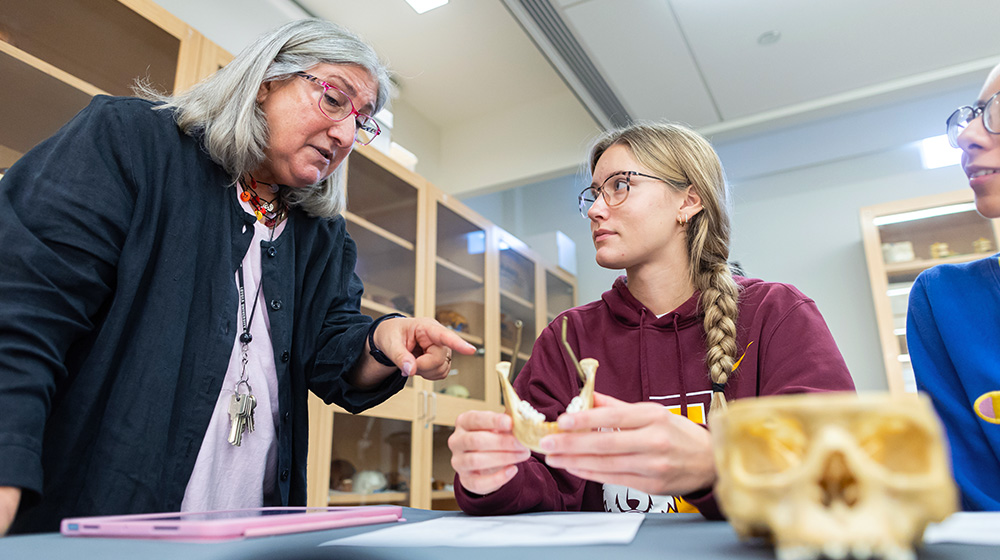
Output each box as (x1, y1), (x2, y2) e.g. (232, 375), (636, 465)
(757, 30), (781, 46)
(917, 134), (961, 170)
(405, 0), (448, 14)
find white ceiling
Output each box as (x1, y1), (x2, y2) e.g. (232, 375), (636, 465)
(162, 0), (1000, 195)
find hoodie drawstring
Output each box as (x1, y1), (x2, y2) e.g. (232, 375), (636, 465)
(671, 314), (688, 419)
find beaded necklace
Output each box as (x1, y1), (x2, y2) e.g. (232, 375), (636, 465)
(239, 176), (286, 227)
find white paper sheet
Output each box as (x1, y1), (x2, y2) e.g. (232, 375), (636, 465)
(923, 512), (1000, 545)
(321, 513), (645, 547)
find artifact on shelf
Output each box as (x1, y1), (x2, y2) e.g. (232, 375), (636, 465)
(496, 317), (597, 454)
(441, 384), (470, 399)
(929, 242), (952, 259)
(973, 237), (994, 254)
(500, 313), (520, 347)
(711, 392), (957, 560)
(880, 241), (915, 264)
(353, 470), (389, 494)
(435, 308), (469, 332)
(329, 459), (356, 492)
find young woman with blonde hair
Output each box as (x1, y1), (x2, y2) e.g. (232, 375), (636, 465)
(449, 121), (854, 518)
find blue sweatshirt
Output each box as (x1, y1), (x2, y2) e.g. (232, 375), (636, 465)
(908, 254), (1000, 511)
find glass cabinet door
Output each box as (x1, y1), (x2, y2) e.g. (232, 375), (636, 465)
(862, 192), (1000, 392)
(545, 269), (577, 323)
(499, 235), (536, 380)
(1, 0), (190, 173)
(433, 202), (487, 400)
(344, 149), (420, 387)
(430, 423), (459, 510)
(326, 413), (413, 507)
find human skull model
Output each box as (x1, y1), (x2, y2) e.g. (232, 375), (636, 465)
(712, 392), (957, 560)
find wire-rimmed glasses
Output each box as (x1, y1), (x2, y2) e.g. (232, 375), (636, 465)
(946, 90), (1000, 148)
(295, 72), (381, 146)
(577, 170), (675, 218)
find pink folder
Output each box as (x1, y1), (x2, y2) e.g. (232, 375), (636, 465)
(60, 506), (403, 540)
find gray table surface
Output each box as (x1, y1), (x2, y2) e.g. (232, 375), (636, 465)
(0, 508), (995, 560)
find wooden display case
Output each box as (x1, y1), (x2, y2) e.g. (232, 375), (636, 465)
(307, 145), (578, 510)
(0, 0), (225, 172)
(861, 189), (1000, 393)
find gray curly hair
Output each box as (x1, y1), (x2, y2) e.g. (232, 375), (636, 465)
(138, 18), (393, 218)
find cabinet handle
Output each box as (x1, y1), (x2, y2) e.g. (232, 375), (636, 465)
(425, 392), (437, 428)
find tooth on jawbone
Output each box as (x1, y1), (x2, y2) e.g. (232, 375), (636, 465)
(775, 546), (819, 560)
(821, 542), (848, 560)
(880, 546), (916, 560)
(496, 357), (598, 454)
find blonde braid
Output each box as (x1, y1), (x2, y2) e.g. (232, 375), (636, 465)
(697, 263), (740, 413)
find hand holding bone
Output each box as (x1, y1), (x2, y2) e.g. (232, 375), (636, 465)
(540, 392), (717, 497)
(450, 410), (532, 496)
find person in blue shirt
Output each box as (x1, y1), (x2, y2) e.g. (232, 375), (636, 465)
(907, 62), (1000, 510)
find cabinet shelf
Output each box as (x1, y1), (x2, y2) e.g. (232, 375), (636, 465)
(500, 347), (531, 363)
(327, 490), (407, 506)
(884, 251), (997, 276)
(360, 297), (411, 318)
(430, 489), (455, 500)
(436, 256), (484, 286)
(454, 330), (484, 347)
(501, 289), (534, 311)
(1, 0), (226, 169)
(345, 210), (415, 252)
(0, 42), (102, 163)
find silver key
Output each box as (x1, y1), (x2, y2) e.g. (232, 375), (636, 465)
(228, 393), (247, 446)
(244, 394), (257, 434)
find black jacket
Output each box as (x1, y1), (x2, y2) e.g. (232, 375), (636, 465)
(0, 96), (404, 533)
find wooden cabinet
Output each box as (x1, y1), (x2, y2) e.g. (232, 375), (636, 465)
(0, 0), (226, 173)
(861, 189), (1000, 393)
(306, 144), (578, 510)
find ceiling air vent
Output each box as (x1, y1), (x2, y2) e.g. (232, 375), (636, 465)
(503, 0), (631, 129)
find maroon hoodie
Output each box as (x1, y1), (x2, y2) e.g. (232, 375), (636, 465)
(455, 275), (855, 518)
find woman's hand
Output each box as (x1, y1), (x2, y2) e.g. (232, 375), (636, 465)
(449, 410), (531, 496)
(372, 316), (477, 380)
(0, 486), (20, 536)
(352, 316), (478, 389)
(539, 392), (716, 496)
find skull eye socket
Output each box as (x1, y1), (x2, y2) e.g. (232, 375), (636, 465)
(735, 415), (807, 475)
(855, 415), (931, 474)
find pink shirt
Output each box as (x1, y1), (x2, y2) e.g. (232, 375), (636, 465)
(181, 194), (286, 511)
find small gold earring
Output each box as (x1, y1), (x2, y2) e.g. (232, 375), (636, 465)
(677, 213), (688, 225)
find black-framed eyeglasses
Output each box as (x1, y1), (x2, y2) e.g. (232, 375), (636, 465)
(577, 170), (677, 218)
(946, 90), (1000, 148)
(295, 72), (381, 146)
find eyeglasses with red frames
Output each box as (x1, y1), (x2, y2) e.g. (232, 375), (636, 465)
(577, 170), (680, 218)
(295, 72), (381, 146)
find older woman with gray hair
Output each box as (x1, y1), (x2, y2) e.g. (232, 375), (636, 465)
(0, 19), (474, 534)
